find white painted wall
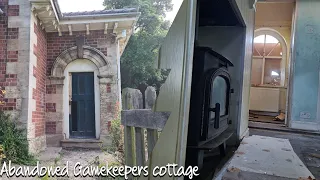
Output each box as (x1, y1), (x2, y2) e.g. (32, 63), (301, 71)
(250, 87), (280, 112)
(235, 0), (255, 139)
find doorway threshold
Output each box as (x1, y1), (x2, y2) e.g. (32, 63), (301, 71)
(249, 121), (320, 136)
(61, 139), (102, 149)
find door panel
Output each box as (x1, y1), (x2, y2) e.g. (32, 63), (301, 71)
(142, 0), (197, 179)
(70, 72), (95, 138)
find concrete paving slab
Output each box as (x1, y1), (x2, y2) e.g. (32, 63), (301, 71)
(222, 135), (315, 179)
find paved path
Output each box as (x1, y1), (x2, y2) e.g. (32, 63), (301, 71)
(250, 128), (320, 179)
(220, 135), (314, 180)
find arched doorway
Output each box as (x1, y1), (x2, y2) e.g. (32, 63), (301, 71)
(49, 46), (114, 140)
(249, 28), (288, 125)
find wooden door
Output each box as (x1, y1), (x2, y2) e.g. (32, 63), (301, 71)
(70, 72), (95, 138)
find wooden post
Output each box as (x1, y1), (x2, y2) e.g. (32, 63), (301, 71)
(147, 129), (158, 158)
(124, 126), (134, 167)
(134, 127), (146, 166)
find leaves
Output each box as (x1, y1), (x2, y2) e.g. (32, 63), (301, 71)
(104, 0), (172, 90)
(0, 111), (37, 165)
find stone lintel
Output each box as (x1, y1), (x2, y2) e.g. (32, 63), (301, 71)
(47, 76), (65, 85)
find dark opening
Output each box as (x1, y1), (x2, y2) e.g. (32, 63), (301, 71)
(185, 0), (246, 179)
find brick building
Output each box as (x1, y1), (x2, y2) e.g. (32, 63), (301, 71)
(0, 0), (139, 153)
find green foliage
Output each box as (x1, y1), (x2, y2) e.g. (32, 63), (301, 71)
(104, 0), (172, 33)
(121, 31), (170, 90)
(0, 111), (37, 165)
(0, 144), (5, 163)
(104, 0), (172, 90)
(109, 114), (123, 153)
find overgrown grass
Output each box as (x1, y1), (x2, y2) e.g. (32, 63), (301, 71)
(108, 112), (125, 164)
(0, 111), (37, 165)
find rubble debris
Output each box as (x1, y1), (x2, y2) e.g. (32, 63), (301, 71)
(297, 176), (315, 180)
(227, 167), (241, 173)
(309, 153), (320, 159)
(274, 112), (285, 121)
(235, 151), (245, 155)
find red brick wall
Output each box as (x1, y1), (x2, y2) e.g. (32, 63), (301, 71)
(33, 22), (47, 137)
(7, 5), (19, 16)
(46, 30), (110, 76)
(0, 0), (18, 111)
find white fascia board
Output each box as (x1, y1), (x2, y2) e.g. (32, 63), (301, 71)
(59, 15), (139, 25)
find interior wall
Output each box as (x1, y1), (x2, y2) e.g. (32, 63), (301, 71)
(289, 0), (320, 131)
(197, 26), (245, 143)
(235, 0), (255, 138)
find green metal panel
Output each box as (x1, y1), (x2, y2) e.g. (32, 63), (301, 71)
(141, 0), (196, 179)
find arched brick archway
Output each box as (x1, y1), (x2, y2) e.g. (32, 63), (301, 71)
(46, 45), (118, 144)
(51, 45), (111, 77)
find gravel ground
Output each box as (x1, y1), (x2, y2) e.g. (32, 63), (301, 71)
(0, 148), (119, 180)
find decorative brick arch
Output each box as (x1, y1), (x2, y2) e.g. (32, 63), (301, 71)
(51, 45), (110, 77)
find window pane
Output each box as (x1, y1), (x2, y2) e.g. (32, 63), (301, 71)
(263, 58), (281, 86)
(251, 58), (263, 85)
(210, 76), (227, 119)
(265, 35), (279, 43)
(254, 35), (265, 43)
(254, 34), (279, 44)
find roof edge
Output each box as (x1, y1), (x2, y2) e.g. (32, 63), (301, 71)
(50, 0), (63, 21)
(61, 12), (141, 20)
(50, 0), (140, 22)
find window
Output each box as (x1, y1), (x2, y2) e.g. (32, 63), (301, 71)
(210, 76), (227, 119)
(251, 34), (282, 86)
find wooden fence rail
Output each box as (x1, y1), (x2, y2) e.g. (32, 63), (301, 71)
(121, 109), (170, 166)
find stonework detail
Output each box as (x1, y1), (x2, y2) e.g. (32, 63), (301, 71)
(46, 36), (118, 147)
(47, 30), (113, 76)
(51, 45), (110, 77)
